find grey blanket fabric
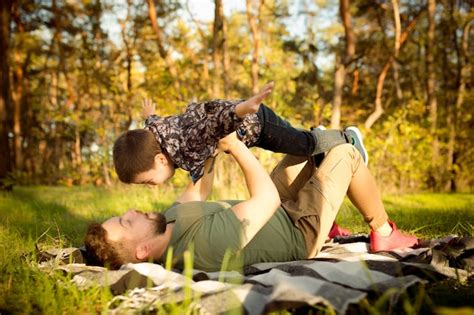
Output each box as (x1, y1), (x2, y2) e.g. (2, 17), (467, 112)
(37, 235), (473, 314)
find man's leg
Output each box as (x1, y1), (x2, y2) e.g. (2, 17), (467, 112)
(270, 154), (314, 202)
(270, 153), (351, 241)
(275, 144), (361, 257)
(346, 156), (388, 230)
(347, 160), (419, 251)
(281, 144), (416, 256)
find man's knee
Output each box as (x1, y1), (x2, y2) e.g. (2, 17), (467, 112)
(326, 143), (361, 165)
(318, 143), (362, 177)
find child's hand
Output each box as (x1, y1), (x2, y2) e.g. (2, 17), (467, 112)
(236, 81), (274, 118)
(255, 81), (274, 100)
(142, 98), (156, 119)
(248, 81), (274, 110)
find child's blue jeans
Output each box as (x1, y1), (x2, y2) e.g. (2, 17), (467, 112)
(254, 104), (348, 158)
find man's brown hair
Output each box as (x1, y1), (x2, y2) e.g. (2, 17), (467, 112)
(84, 223), (126, 270)
(113, 129), (162, 183)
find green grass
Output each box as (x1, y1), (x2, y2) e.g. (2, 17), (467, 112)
(336, 193), (474, 239)
(0, 186), (473, 314)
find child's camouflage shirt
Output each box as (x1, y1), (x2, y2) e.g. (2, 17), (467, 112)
(145, 99), (262, 182)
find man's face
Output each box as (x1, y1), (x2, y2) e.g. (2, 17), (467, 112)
(102, 209), (167, 250)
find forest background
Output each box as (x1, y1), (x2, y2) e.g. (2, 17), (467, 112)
(0, 0), (472, 195)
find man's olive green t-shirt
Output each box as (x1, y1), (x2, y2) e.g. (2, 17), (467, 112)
(164, 200), (307, 272)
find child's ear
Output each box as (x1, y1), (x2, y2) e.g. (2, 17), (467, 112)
(154, 153), (168, 166)
(135, 242), (151, 261)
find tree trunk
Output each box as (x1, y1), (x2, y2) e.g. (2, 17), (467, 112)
(119, 0), (133, 131)
(203, 51), (212, 97)
(12, 48), (23, 170)
(146, 0), (181, 96)
(426, 0), (440, 189)
(246, 0), (263, 94)
(391, 0), (403, 103)
(185, 2), (212, 97)
(330, 0), (355, 129)
(446, 19), (472, 191)
(351, 68), (359, 96)
(0, 0), (13, 190)
(365, 61), (389, 129)
(222, 10), (230, 98)
(22, 53), (34, 179)
(365, 11), (420, 129)
(61, 46), (80, 172)
(331, 60), (346, 129)
(212, 0), (223, 97)
(11, 1), (25, 170)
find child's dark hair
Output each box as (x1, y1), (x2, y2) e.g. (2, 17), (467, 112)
(113, 129), (162, 183)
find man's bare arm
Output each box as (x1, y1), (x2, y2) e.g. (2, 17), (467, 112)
(219, 133), (280, 247)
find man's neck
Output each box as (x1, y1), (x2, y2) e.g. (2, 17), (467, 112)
(151, 223), (174, 261)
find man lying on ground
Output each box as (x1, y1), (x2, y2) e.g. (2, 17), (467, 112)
(85, 132), (418, 271)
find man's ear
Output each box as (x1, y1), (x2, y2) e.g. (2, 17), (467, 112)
(135, 242), (152, 261)
(154, 153), (168, 166)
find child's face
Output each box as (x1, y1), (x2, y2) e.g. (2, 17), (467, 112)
(132, 153), (175, 185)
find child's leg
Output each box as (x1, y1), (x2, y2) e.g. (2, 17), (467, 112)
(254, 104), (348, 156)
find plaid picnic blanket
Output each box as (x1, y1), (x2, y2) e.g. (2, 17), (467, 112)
(38, 235), (473, 314)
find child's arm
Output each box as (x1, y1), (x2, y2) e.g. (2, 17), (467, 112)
(175, 153), (217, 203)
(235, 81), (274, 118)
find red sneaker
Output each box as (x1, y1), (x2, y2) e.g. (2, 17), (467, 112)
(327, 222), (351, 239)
(370, 221), (418, 252)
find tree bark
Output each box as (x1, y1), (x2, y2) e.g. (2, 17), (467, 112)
(426, 0), (439, 189)
(120, 1), (134, 129)
(331, 60), (346, 129)
(246, 0), (263, 94)
(391, 0), (403, 102)
(146, 0), (181, 96)
(330, 0), (355, 129)
(0, 0), (13, 190)
(365, 62), (390, 129)
(12, 46), (23, 170)
(351, 68), (359, 96)
(365, 11), (420, 129)
(221, 7), (230, 98)
(11, 1), (26, 170)
(185, 2), (212, 97)
(212, 0), (223, 97)
(446, 19), (472, 191)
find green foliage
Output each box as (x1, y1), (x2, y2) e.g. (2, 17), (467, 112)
(367, 99), (433, 192)
(3, 0), (473, 192)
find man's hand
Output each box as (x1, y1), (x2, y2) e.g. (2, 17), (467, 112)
(218, 132), (240, 153)
(142, 98), (156, 119)
(235, 82), (274, 118)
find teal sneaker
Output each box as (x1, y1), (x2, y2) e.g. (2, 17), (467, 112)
(345, 126), (369, 165)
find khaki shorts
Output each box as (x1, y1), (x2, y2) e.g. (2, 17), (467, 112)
(270, 144), (387, 257)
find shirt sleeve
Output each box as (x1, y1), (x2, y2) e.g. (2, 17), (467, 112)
(144, 114), (161, 127)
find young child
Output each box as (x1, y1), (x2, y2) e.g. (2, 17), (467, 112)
(113, 82), (368, 184)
